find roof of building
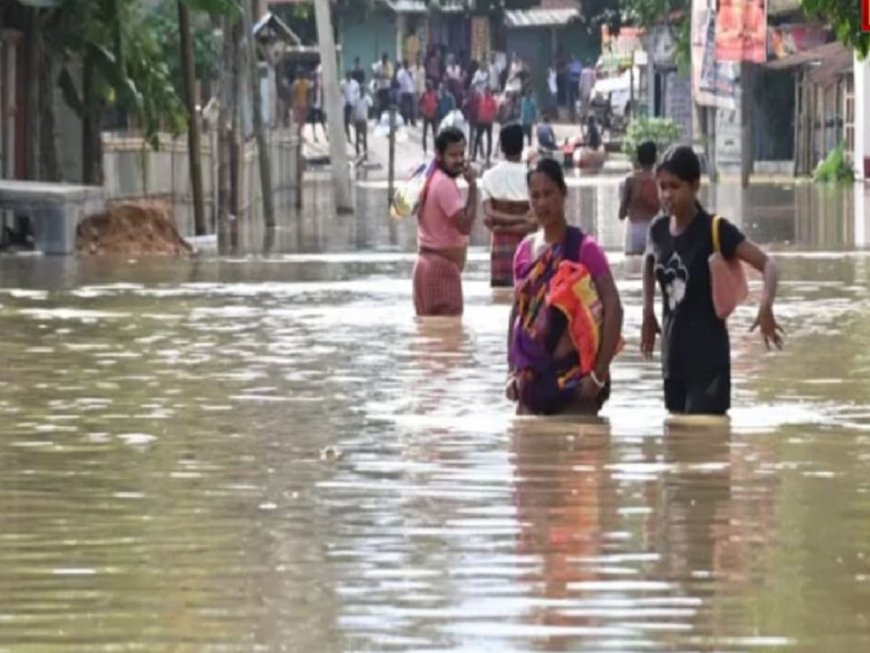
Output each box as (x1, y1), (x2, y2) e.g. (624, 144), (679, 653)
(253, 11), (302, 46)
(764, 41), (853, 85)
(764, 41), (849, 70)
(380, 0), (467, 13)
(504, 7), (581, 29)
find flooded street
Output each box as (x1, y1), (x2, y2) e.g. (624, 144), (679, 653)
(1, 180), (870, 652)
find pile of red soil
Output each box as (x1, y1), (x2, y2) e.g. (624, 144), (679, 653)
(77, 201), (193, 256)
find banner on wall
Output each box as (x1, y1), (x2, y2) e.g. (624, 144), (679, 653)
(715, 0), (768, 63)
(692, 5), (739, 110)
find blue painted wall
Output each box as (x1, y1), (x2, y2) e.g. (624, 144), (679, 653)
(339, 10), (397, 76)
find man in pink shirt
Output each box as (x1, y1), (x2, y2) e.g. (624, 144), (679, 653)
(414, 127), (479, 316)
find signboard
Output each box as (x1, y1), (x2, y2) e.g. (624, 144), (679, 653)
(692, 6), (739, 110)
(767, 24), (830, 59)
(864, 0), (870, 32)
(715, 0), (767, 63)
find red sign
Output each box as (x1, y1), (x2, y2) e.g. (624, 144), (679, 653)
(864, 0), (870, 32)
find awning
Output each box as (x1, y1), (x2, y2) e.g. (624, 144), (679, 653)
(381, 0), (427, 12)
(504, 8), (581, 29)
(768, 0), (801, 16)
(380, 0), (467, 13)
(764, 41), (849, 70)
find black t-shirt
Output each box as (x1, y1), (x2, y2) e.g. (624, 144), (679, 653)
(646, 209), (745, 380)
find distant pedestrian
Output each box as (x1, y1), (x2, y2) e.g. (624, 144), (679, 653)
(474, 87), (498, 165)
(419, 80), (439, 154)
(463, 87), (481, 159)
(585, 115), (602, 151)
(412, 53), (426, 100)
(488, 53), (501, 93)
(437, 82), (456, 124)
(536, 113), (557, 152)
(397, 60), (417, 127)
(308, 68), (326, 143)
(471, 60), (489, 92)
(481, 123), (536, 287)
(547, 64), (558, 114)
(373, 53), (393, 115)
(353, 88), (373, 158)
(567, 54), (583, 120)
(351, 56), (366, 86)
(520, 89), (537, 147)
(619, 140), (660, 255)
(291, 70), (312, 139)
(341, 70), (360, 140)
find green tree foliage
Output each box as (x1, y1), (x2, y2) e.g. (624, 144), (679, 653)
(46, 0), (236, 149)
(148, 0), (222, 97)
(618, 0), (689, 72)
(800, 0), (870, 59)
(47, 0), (184, 148)
(623, 117), (681, 161)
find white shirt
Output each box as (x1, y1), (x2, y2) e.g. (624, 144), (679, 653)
(548, 69), (558, 95)
(488, 62), (501, 91)
(412, 64), (426, 94)
(447, 63), (462, 81)
(397, 67), (416, 95)
(480, 160), (529, 203)
(353, 94), (373, 122)
(471, 68), (489, 90)
(342, 78), (360, 106)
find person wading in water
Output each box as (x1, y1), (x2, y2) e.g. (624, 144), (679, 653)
(412, 127), (478, 316)
(641, 145), (783, 415)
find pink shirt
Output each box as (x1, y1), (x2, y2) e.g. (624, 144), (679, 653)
(418, 169), (468, 250)
(513, 232), (611, 285)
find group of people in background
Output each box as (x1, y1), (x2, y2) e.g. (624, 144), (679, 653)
(286, 46), (599, 165)
(412, 122), (783, 420)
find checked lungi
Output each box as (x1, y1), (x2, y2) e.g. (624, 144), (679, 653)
(489, 198), (531, 288)
(491, 231), (525, 288)
(413, 252), (463, 316)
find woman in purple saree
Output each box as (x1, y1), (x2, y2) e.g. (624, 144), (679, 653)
(506, 160), (624, 416)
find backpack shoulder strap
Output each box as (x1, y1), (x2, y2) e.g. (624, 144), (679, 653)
(711, 214), (722, 254)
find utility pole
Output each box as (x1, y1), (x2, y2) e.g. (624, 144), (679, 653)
(241, 0), (276, 228)
(313, 0), (353, 213)
(178, 1), (207, 235)
(387, 105), (396, 211)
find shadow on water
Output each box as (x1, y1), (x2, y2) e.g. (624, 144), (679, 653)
(0, 176), (869, 650)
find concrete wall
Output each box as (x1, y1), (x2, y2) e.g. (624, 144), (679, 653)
(101, 129), (299, 237)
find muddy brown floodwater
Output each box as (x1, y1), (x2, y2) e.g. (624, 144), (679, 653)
(0, 180), (868, 652)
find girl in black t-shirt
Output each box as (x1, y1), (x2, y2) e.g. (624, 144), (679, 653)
(640, 145), (783, 415)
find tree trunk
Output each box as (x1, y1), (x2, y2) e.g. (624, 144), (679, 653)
(38, 22), (59, 182)
(217, 15), (233, 234)
(178, 1), (207, 236)
(25, 8), (39, 180)
(241, 0), (275, 229)
(81, 55), (103, 186)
